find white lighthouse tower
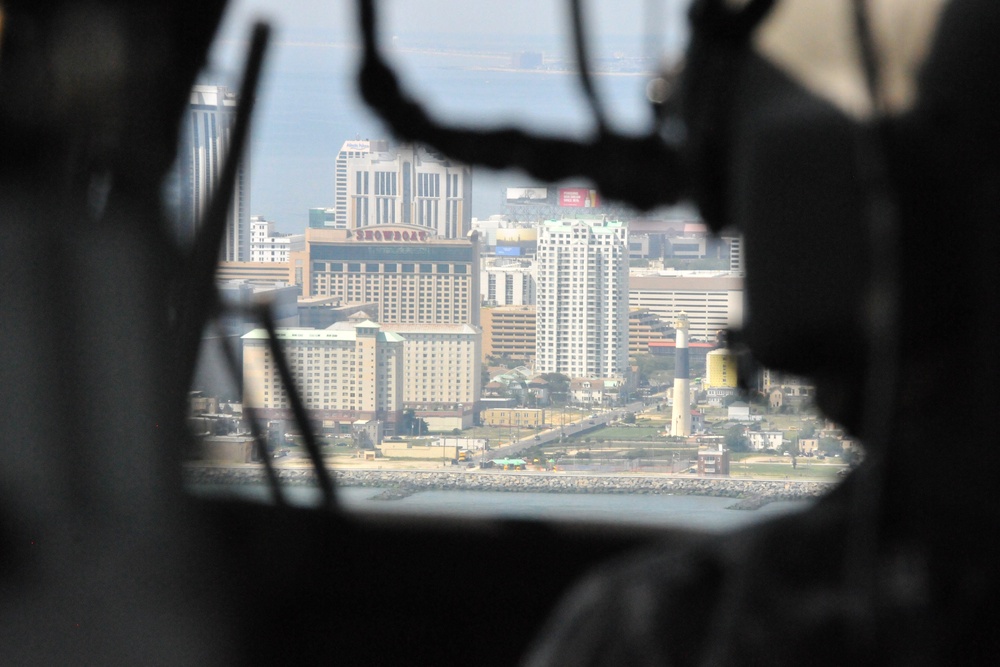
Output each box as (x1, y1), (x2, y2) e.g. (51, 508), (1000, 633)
(671, 313), (692, 437)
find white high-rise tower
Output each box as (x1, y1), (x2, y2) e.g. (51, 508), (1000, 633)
(535, 219), (629, 380)
(174, 85), (250, 261)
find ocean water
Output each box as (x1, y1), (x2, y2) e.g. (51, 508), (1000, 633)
(189, 483), (814, 532)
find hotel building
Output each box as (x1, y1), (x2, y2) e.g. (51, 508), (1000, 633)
(335, 140), (472, 239)
(242, 320), (480, 433)
(381, 323), (481, 428)
(300, 228), (480, 326)
(242, 321), (405, 433)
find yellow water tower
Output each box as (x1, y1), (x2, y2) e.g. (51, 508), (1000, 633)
(705, 348), (738, 389)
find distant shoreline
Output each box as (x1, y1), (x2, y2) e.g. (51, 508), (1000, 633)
(465, 66), (654, 77)
(184, 465), (834, 508)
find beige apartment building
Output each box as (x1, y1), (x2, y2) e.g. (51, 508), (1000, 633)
(481, 305), (536, 362)
(243, 320), (480, 434)
(242, 321), (405, 433)
(297, 228), (480, 326)
(380, 323), (481, 429)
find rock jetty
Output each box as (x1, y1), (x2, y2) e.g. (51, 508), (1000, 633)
(184, 466), (834, 508)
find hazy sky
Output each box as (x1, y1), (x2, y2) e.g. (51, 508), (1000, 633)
(214, 0), (689, 56)
(203, 0), (692, 229)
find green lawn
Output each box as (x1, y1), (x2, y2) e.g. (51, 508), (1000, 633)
(729, 461), (845, 481)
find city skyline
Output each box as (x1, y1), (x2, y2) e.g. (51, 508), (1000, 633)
(196, 1), (691, 232)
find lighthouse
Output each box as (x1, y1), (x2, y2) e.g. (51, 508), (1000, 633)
(671, 313), (692, 437)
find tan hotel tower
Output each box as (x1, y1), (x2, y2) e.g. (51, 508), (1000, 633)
(296, 227), (480, 327)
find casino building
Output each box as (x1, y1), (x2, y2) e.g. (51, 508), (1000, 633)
(333, 140), (472, 240)
(296, 227), (481, 327)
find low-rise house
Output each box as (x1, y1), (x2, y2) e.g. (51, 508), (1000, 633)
(747, 430), (784, 451)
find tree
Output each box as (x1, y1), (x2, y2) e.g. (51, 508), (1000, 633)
(780, 439), (800, 456)
(844, 447), (863, 466)
(540, 373), (570, 402)
(632, 354), (674, 386)
(819, 437), (843, 457)
(401, 409), (428, 437)
(724, 425), (749, 452)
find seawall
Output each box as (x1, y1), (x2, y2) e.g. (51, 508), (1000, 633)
(184, 465), (835, 507)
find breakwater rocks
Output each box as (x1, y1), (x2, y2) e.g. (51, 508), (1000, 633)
(185, 466), (834, 508)
(369, 485), (418, 501)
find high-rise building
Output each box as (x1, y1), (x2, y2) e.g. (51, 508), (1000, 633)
(243, 321), (480, 433)
(299, 228), (481, 326)
(334, 139), (379, 229)
(174, 85), (250, 261)
(381, 323), (481, 422)
(628, 308), (671, 357)
(481, 305), (536, 362)
(481, 258), (537, 306)
(535, 219), (629, 380)
(628, 271), (744, 342)
(335, 140), (472, 239)
(308, 207), (338, 229)
(722, 234), (744, 274)
(242, 321), (405, 433)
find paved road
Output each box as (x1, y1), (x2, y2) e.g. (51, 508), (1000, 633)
(483, 400), (650, 462)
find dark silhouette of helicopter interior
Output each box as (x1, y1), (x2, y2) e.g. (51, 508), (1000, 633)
(3, 0), (999, 664)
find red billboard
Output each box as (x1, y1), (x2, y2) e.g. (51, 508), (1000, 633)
(558, 188), (600, 208)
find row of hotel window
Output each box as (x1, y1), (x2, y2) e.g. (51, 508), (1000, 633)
(351, 200), (462, 228)
(313, 262), (468, 274)
(355, 171), (461, 198)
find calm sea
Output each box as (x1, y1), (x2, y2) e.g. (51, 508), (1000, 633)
(189, 483), (813, 532)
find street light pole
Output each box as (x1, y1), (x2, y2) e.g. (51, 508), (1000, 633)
(455, 403), (463, 466)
